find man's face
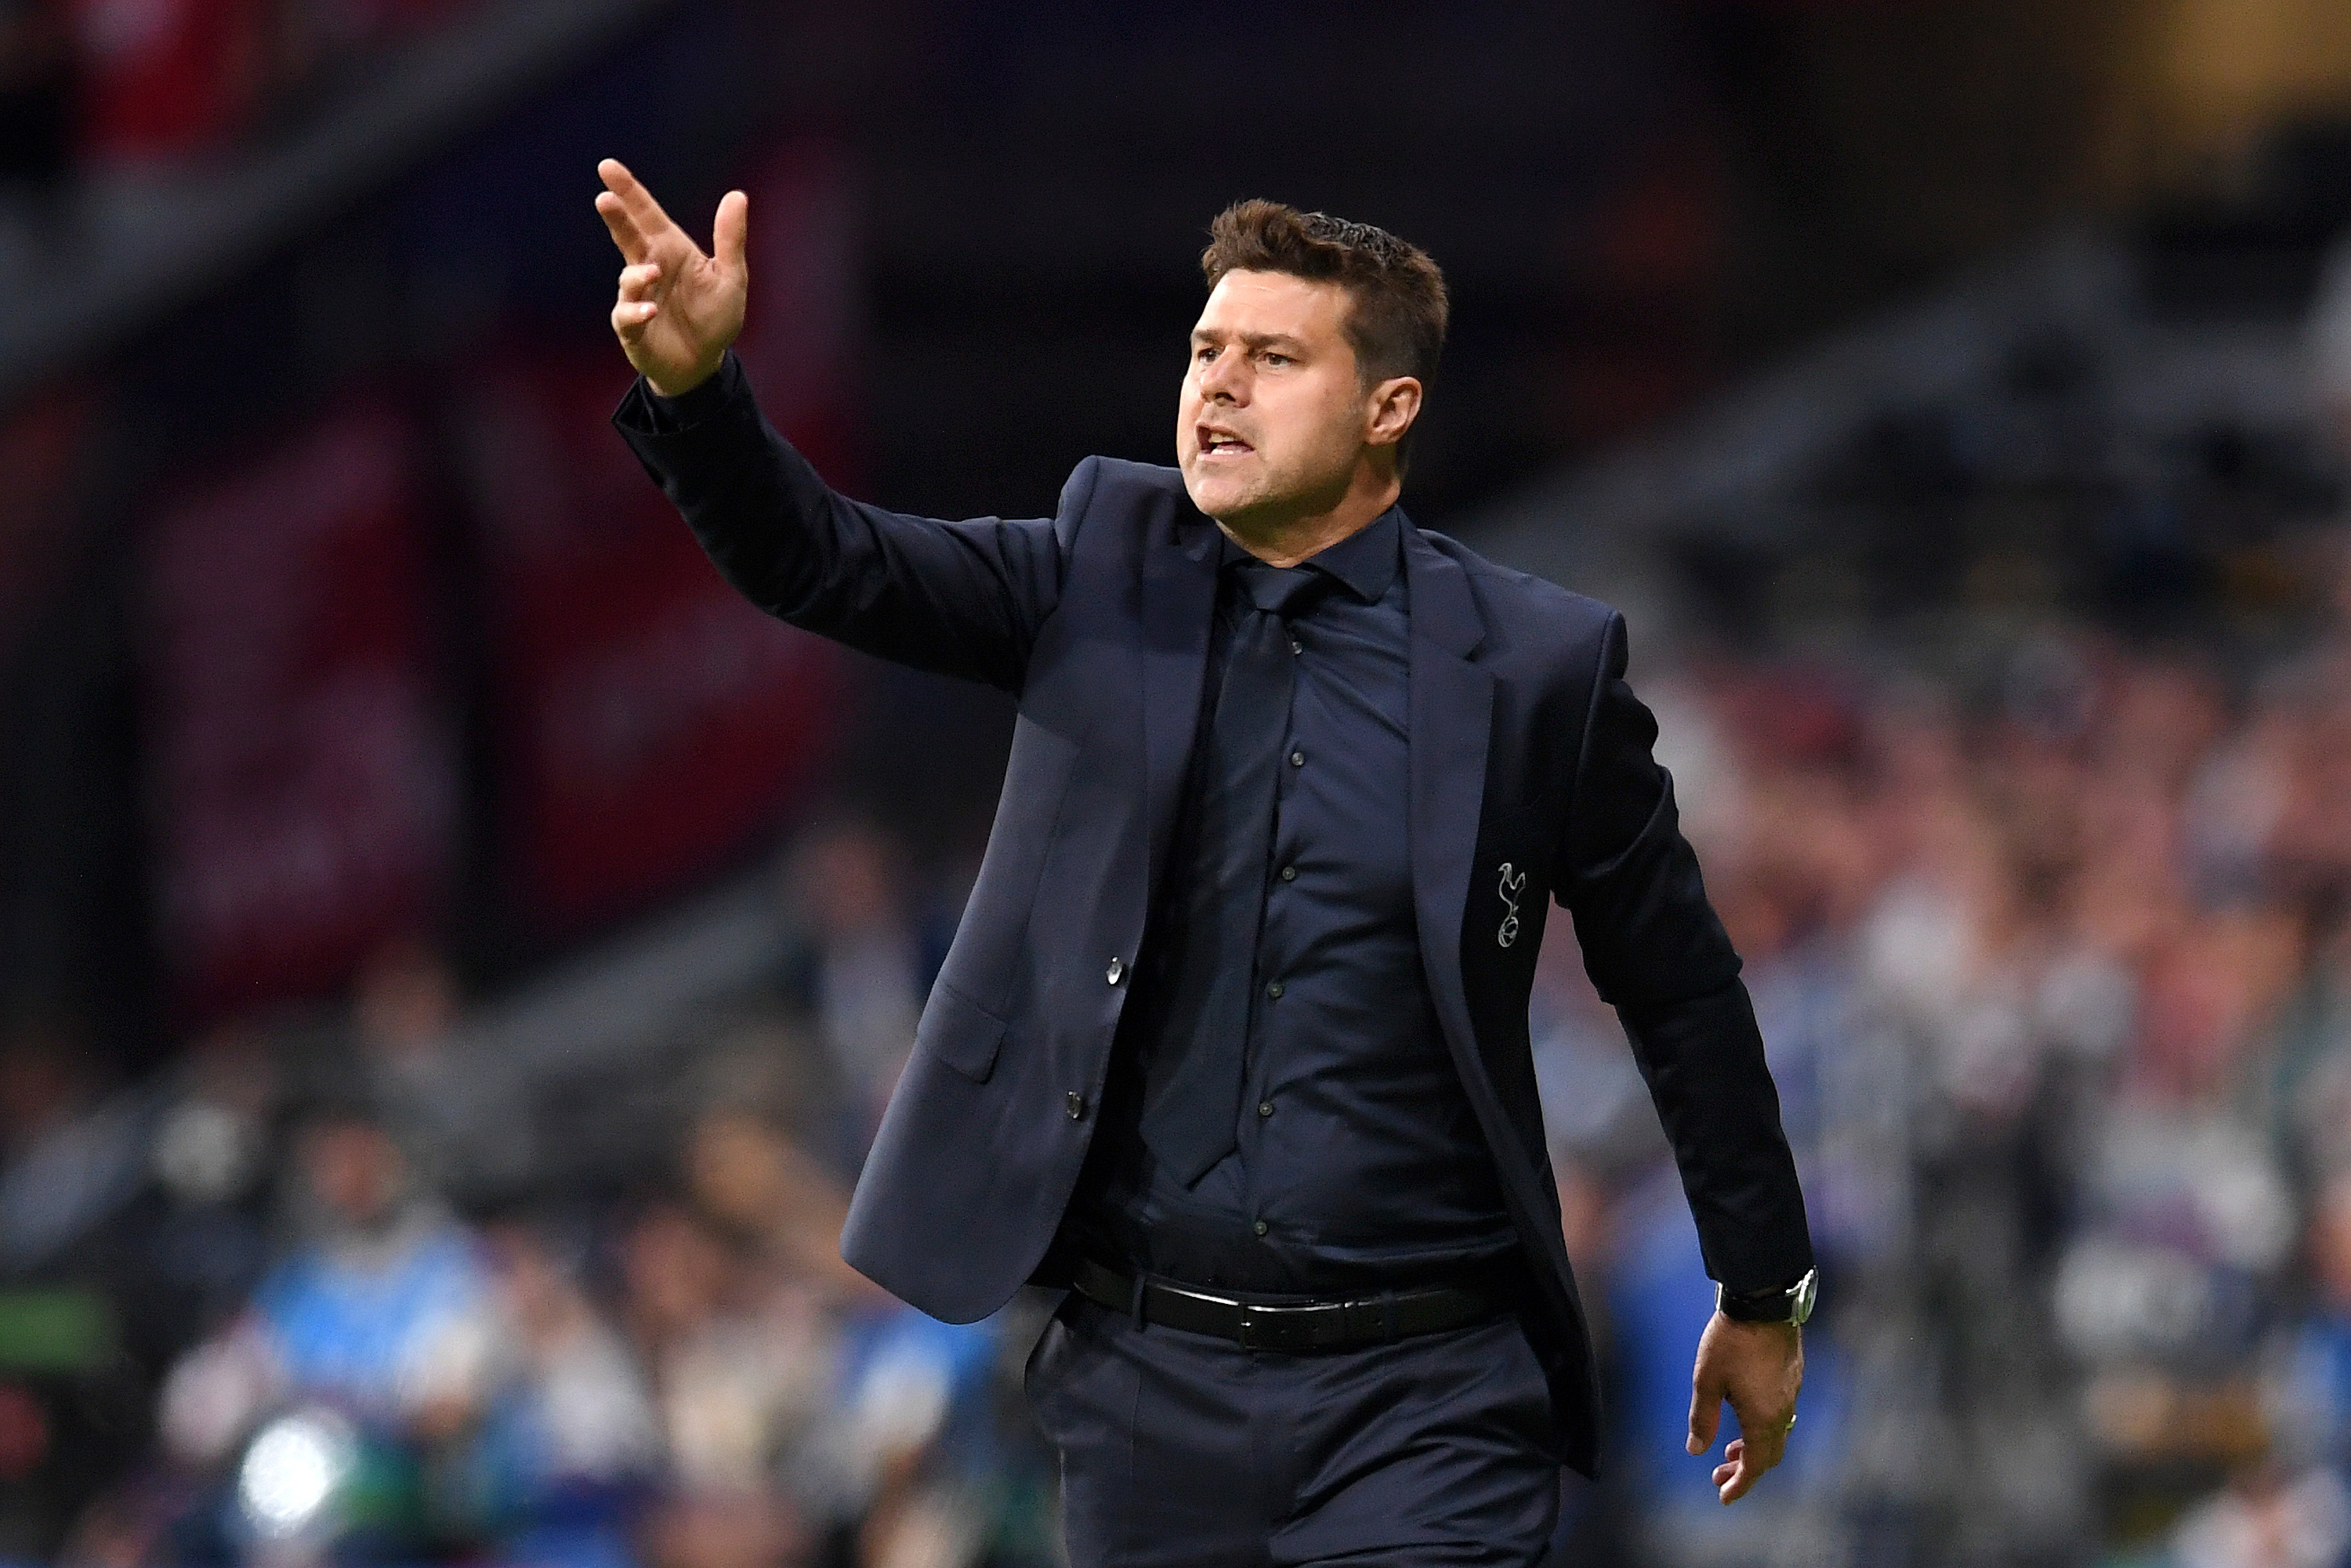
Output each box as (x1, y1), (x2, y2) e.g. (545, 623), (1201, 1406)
(302, 1121), (405, 1231)
(1176, 270), (1377, 524)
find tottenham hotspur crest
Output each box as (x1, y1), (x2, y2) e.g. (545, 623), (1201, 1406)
(1496, 862), (1526, 947)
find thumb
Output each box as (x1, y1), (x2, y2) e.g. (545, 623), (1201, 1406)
(1688, 1371), (1722, 1455)
(713, 189), (750, 280)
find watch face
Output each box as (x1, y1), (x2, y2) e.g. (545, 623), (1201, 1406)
(1790, 1269), (1818, 1326)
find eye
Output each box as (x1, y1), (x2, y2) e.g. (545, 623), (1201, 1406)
(1195, 345), (1219, 364)
(1262, 351), (1291, 367)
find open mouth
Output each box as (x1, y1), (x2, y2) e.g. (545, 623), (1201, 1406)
(1197, 429), (1254, 459)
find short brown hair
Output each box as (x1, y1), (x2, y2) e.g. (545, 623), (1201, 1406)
(1200, 199), (1448, 388)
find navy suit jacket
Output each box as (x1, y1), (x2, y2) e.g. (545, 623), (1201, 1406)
(616, 355), (1812, 1476)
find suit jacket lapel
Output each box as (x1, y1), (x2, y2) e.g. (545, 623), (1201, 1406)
(1141, 501), (1220, 887)
(1404, 527), (1495, 1077)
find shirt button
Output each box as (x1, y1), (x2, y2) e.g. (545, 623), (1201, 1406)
(1258, 1100), (1274, 1117)
(1288, 637), (1302, 656)
(1252, 1220), (1269, 1237)
(1266, 980), (1284, 1000)
(1105, 956), (1124, 985)
(1279, 865), (1296, 882)
(1066, 1092), (1086, 1120)
(1288, 750), (1305, 767)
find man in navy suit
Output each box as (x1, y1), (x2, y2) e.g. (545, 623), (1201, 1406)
(596, 161), (1814, 1566)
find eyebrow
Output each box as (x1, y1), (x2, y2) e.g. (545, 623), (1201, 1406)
(1191, 328), (1312, 353)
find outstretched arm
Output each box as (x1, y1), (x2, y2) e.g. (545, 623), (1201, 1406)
(597, 161), (1071, 690)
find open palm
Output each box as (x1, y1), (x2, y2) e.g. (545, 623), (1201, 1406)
(594, 158), (748, 397)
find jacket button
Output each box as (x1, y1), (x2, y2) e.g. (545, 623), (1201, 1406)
(1252, 1219), (1269, 1237)
(1266, 980), (1284, 1000)
(1066, 1092), (1086, 1121)
(1258, 1100), (1274, 1117)
(1105, 956), (1124, 985)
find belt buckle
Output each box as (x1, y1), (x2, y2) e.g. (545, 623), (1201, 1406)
(1237, 1301), (1321, 1353)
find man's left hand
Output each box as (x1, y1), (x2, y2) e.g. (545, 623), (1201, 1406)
(1685, 1311), (1803, 1504)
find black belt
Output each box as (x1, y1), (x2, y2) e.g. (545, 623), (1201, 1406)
(1070, 1255), (1512, 1353)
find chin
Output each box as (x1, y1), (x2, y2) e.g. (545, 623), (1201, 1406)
(1181, 469), (1252, 520)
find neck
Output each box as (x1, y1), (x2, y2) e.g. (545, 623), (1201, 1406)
(1215, 462), (1400, 568)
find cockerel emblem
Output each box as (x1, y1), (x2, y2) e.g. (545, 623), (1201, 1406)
(1496, 862), (1527, 948)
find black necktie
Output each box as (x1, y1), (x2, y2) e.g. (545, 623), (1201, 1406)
(1139, 559), (1327, 1185)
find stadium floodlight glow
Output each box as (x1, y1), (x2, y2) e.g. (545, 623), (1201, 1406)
(236, 1409), (357, 1540)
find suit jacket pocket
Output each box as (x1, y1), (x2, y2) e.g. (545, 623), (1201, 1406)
(918, 983), (1009, 1084)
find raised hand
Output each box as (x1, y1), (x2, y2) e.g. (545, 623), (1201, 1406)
(1685, 1313), (1803, 1505)
(594, 158), (748, 398)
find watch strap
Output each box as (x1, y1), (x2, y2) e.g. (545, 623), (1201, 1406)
(1715, 1267), (1817, 1325)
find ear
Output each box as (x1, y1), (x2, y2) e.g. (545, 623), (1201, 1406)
(1364, 375), (1422, 452)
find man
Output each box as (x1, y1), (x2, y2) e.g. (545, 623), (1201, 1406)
(596, 161), (1813, 1566)
(158, 1103), (502, 1465)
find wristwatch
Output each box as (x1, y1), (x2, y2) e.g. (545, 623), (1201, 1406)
(1715, 1267), (1817, 1326)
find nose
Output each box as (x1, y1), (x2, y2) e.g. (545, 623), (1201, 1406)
(1197, 349), (1244, 404)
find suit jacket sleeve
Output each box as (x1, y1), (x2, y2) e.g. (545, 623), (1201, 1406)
(1552, 611), (1814, 1294)
(611, 352), (1081, 693)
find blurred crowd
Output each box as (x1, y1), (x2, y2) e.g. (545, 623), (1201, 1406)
(0, 817), (1052, 1568)
(1539, 578), (2351, 1566)
(1527, 482), (2351, 1566)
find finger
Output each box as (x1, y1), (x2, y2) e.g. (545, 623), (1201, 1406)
(618, 262), (662, 302)
(610, 298), (657, 341)
(1687, 1378), (1721, 1455)
(712, 188), (749, 279)
(1726, 1395), (1791, 1474)
(594, 190), (649, 263)
(1717, 1437), (1755, 1505)
(597, 158), (682, 249)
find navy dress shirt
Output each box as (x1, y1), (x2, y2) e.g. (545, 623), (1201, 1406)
(1065, 507), (1517, 1296)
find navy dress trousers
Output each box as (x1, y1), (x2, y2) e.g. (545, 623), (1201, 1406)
(615, 352), (1813, 1563)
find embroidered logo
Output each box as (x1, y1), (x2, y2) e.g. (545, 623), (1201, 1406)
(1496, 862), (1527, 948)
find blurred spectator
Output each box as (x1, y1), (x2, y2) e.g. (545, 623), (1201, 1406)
(350, 936), (465, 1161)
(686, 1107), (875, 1310)
(133, 1019), (282, 1350)
(0, 1009), (145, 1274)
(618, 1195), (821, 1566)
(463, 1219), (658, 1563)
(351, 935), (458, 1074)
(149, 1022), (274, 1218)
(2168, 1463), (2351, 1568)
(157, 1101), (502, 1466)
(648, 1104), (1007, 1568)
(780, 820), (923, 1159)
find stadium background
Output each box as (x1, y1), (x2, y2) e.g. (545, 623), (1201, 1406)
(5, 2), (2351, 1564)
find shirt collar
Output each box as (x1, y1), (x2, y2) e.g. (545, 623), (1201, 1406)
(1198, 504), (1405, 605)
